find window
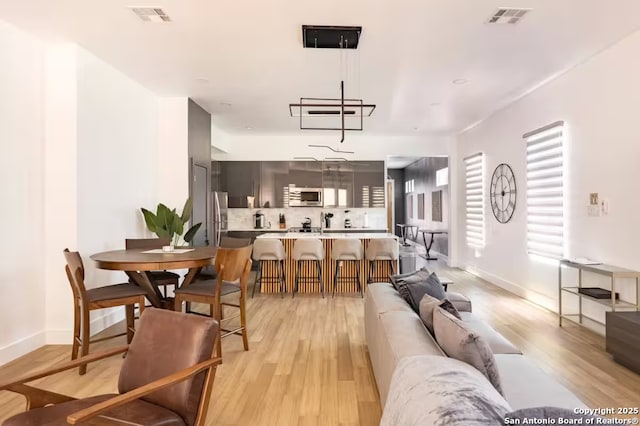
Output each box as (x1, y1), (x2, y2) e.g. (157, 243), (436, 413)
(525, 121), (565, 259)
(436, 167), (449, 187)
(465, 153), (485, 248)
(405, 179), (414, 193)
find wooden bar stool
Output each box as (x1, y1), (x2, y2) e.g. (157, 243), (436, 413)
(63, 249), (146, 375)
(331, 239), (364, 298)
(292, 238), (324, 298)
(366, 238), (399, 283)
(252, 239), (287, 298)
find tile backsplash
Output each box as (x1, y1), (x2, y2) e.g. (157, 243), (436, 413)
(228, 208), (387, 230)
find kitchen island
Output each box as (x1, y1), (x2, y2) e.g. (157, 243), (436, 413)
(254, 232), (399, 294)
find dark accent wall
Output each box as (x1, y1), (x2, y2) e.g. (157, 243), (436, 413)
(188, 99), (212, 245)
(403, 157), (449, 256)
(387, 168), (405, 238)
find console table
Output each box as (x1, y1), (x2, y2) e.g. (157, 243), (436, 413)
(558, 260), (640, 328)
(606, 312), (640, 373)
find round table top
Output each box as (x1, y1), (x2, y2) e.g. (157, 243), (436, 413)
(91, 246), (217, 271)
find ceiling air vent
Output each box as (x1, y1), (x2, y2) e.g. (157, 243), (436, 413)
(488, 8), (530, 24)
(129, 7), (171, 23)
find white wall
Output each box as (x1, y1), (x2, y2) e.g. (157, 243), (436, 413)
(212, 132), (453, 161)
(75, 48), (160, 332)
(43, 44), (78, 342)
(158, 97), (189, 207)
(456, 29), (640, 319)
(0, 21), (46, 364)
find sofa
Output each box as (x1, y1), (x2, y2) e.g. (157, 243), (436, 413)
(364, 282), (588, 423)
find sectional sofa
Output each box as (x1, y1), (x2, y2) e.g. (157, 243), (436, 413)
(364, 282), (588, 423)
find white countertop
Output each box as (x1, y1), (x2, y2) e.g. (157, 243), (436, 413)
(228, 227), (387, 232)
(227, 228), (288, 232)
(256, 232), (399, 239)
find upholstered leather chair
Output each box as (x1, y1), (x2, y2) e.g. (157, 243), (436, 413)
(175, 246), (253, 359)
(0, 308), (221, 426)
(125, 238), (180, 297)
(63, 249), (147, 375)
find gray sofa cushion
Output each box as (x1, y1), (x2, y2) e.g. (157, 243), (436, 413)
(397, 272), (447, 312)
(389, 266), (430, 291)
(366, 282), (415, 315)
(381, 355), (512, 426)
(447, 291), (472, 312)
(494, 354), (589, 410)
(433, 308), (503, 395)
(459, 312), (522, 355)
(419, 294), (461, 335)
(376, 311), (446, 403)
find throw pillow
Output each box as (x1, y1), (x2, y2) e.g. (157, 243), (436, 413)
(396, 272), (447, 312)
(433, 307), (503, 395)
(389, 267), (430, 291)
(505, 407), (602, 424)
(419, 295), (461, 335)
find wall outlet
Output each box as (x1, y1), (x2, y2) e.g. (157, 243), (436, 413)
(588, 205), (601, 217)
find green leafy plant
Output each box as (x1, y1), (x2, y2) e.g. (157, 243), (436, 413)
(140, 198), (202, 246)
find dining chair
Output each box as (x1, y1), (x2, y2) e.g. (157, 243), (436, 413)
(0, 308), (222, 426)
(174, 246), (253, 359)
(63, 249), (147, 375)
(195, 236), (252, 282)
(125, 238), (180, 297)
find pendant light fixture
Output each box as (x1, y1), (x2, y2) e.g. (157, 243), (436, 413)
(288, 25), (376, 143)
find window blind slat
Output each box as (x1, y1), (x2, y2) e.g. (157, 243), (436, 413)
(524, 122), (565, 259)
(465, 153), (485, 248)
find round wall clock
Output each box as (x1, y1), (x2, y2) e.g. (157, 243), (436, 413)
(490, 163), (517, 223)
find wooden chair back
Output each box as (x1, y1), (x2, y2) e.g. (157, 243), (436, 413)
(125, 238), (171, 250)
(215, 246), (253, 292)
(220, 236), (252, 248)
(63, 249), (88, 302)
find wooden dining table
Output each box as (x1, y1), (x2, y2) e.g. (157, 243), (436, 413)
(91, 246), (217, 309)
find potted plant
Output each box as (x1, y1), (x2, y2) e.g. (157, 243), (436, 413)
(140, 198), (202, 251)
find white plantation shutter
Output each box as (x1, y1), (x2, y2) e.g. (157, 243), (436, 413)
(524, 121), (565, 259)
(465, 153), (485, 248)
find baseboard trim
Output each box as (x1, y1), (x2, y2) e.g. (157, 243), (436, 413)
(46, 308), (126, 345)
(0, 331), (46, 366)
(462, 264), (557, 313)
(0, 309), (128, 366)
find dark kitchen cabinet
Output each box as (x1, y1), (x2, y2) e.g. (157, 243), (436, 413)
(353, 161), (385, 208)
(260, 161), (289, 208)
(211, 160), (221, 193)
(287, 161), (322, 188)
(322, 161), (354, 207)
(220, 161), (261, 208)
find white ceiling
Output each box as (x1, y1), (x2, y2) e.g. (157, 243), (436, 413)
(2, 1), (640, 136)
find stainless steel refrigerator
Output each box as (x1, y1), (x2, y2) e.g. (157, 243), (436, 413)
(213, 191), (228, 247)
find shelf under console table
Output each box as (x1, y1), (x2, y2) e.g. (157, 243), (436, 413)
(558, 260), (640, 328)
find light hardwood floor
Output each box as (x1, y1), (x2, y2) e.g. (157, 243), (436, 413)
(1, 261), (639, 424)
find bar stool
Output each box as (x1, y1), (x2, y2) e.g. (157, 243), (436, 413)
(292, 238), (324, 298)
(252, 239), (287, 297)
(332, 239), (364, 298)
(366, 238), (399, 283)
